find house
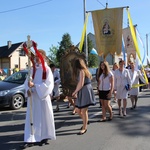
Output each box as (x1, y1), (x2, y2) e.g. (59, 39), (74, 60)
(0, 41), (31, 76)
(0, 41), (52, 77)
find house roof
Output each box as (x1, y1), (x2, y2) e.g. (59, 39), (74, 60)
(0, 42), (23, 58)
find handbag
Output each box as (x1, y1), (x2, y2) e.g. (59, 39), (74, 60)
(125, 84), (130, 91)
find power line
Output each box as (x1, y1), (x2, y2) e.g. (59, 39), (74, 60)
(96, 0), (105, 8)
(0, 0), (52, 14)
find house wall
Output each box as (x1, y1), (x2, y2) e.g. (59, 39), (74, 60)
(10, 46), (28, 74)
(19, 56), (28, 70)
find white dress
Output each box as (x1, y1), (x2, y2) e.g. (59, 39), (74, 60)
(129, 70), (146, 95)
(114, 69), (131, 99)
(24, 62), (56, 143)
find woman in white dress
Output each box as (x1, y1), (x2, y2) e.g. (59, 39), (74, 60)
(129, 62), (147, 109)
(114, 60), (131, 116)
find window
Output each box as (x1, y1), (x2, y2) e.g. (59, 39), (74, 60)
(19, 49), (26, 56)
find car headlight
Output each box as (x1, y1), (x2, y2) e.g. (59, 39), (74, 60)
(0, 90), (10, 96)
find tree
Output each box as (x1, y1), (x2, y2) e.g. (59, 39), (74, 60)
(56, 33), (72, 65)
(88, 53), (99, 68)
(48, 45), (59, 66)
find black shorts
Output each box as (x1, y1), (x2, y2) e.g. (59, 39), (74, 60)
(99, 90), (111, 100)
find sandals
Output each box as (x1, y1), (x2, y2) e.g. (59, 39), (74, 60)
(97, 119), (106, 122)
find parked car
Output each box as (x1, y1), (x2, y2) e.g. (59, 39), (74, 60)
(0, 70), (28, 110)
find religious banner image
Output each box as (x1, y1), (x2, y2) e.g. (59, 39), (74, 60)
(123, 26), (136, 63)
(92, 8), (123, 58)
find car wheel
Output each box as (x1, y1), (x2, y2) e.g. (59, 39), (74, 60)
(10, 94), (24, 110)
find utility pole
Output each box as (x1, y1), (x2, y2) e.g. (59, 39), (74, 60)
(146, 34), (149, 65)
(83, 0), (88, 64)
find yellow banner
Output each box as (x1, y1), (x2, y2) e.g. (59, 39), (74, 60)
(79, 13), (89, 52)
(127, 8), (148, 87)
(92, 8), (123, 58)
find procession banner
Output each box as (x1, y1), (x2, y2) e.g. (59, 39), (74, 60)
(91, 8), (123, 58)
(123, 26), (137, 63)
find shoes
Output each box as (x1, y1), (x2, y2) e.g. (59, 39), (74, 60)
(123, 111), (126, 116)
(39, 139), (49, 146)
(77, 129), (87, 135)
(72, 111), (76, 115)
(113, 99), (117, 103)
(130, 107), (134, 110)
(80, 121), (90, 129)
(108, 118), (112, 121)
(108, 116), (113, 121)
(20, 143), (34, 149)
(55, 107), (59, 112)
(97, 119), (106, 122)
(131, 105), (136, 110)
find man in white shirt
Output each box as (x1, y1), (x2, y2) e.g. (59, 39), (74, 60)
(50, 64), (61, 112)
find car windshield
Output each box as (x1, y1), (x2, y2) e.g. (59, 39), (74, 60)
(3, 71), (28, 84)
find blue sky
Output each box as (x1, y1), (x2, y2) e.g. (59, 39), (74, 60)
(0, 0), (149, 63)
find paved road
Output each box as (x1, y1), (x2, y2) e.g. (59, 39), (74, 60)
(0, 89), (150, 150)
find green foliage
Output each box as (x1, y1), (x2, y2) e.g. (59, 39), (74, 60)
(48, 45), (59, 66)
(88, 54), (99, 68)
(48, 32), (98, 68)
(81, 36), (98, 68)
(56, 33), (72, 65)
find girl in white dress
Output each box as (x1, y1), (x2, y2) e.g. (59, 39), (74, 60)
(129, 62), (147, 109)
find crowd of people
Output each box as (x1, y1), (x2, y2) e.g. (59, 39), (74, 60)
(20, 48), (149, 149)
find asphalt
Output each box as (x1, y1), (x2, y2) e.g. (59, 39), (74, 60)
(0, 88), (150, 150)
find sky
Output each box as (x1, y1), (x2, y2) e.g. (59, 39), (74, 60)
(0, 0), (150, 64)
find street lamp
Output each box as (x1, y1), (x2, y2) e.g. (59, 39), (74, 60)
(146, 34), (149, 65)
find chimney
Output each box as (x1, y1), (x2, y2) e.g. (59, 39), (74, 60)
(7, 41), (12, 49)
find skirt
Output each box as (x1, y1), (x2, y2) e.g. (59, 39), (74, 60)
(99, 90), (111, 100)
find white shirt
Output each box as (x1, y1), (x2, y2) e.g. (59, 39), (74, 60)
(98, 71), (113, 91)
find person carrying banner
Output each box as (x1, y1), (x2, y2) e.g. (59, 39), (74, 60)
(21, 49), (56, 149)
(129, 62), (147, 109)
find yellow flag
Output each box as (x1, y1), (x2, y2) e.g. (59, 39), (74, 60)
(91, 8), (123, 58)
(79, 13), (89, 52)
(127, 8), (148, 86)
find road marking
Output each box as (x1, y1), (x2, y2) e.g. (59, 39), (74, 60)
(89, 104), (117, 119)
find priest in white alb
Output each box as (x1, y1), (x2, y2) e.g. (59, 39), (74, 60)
(21, 48), (56, 149)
